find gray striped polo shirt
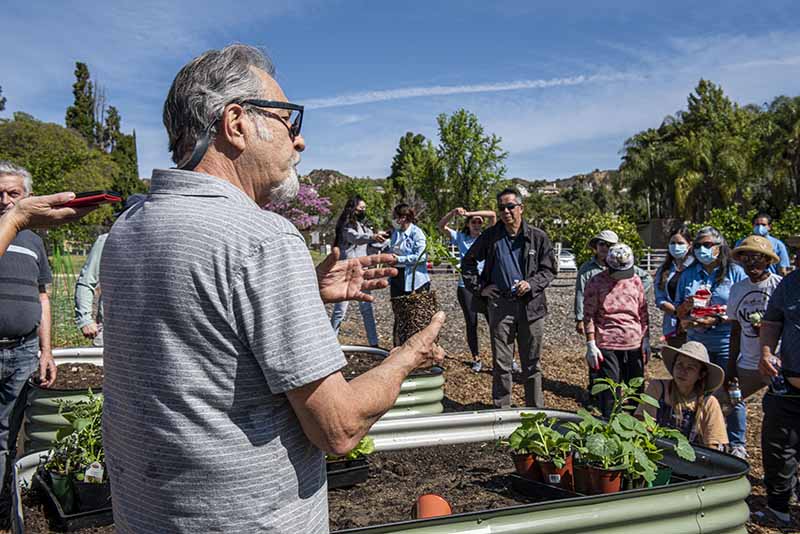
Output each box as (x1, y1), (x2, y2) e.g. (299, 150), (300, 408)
(100, 169), (346, 533)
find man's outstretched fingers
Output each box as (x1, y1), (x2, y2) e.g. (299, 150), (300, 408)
(363, 267), (399, 280)
(420, 311), (446, 341)
(359, 253), (397, 267)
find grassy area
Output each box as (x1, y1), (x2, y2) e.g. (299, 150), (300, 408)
(49, 251), (86, 348)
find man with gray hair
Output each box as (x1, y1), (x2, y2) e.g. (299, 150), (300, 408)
(100, 44), (445, 533)
(0, 161), (56, 531)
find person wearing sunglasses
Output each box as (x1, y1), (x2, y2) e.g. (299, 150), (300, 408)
(675, 226), (746, 458)
(98, 44), (446, 534)
(574, 229), (652, 410)
(462, 188), (557, 408)
(734, 213), (791, 277)
(438, 206), (496, 372)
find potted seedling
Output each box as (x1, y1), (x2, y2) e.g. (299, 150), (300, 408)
(43, 432), (82, 513)
(326, 436), (375, 489)
(503, 412), (573, 489)
(390, 238), (446, 345)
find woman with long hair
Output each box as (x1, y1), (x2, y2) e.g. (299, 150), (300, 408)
(438, 206), (496, 372)
(675, 226), (746, 457)
(637, 341), (728, 449)
(654, 224), (694, 348)
(329, 195), (388, 347)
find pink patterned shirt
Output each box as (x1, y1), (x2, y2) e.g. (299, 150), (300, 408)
(583, 271), (649, 350)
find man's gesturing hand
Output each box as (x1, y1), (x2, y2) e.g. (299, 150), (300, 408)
(317, 246), (398, 304)
(13, 193), (96, 230)
(396, 311), (446, 369)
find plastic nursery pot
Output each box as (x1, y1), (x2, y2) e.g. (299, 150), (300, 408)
(537, 454), (574, 491)
(48, 471), (76, 514)
(512, 453), (541, 481)
(573, 463), (592, 495)
(391, 290), (438, 345)
(587, 465), (624, 494)
(414, 493), (452, 519)
(74, 479), (111, 512)
(652, 465), (673, 487)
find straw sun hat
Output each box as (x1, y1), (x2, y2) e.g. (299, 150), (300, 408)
(661, 341), (725, 394)
(732, 235), (780, 265)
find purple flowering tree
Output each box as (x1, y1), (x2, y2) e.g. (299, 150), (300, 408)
(264, 183), (332, 230)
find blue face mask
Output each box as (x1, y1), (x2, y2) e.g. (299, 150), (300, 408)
(669, 243), (689, 259)
(694, 246), (717, 265)
(754, 224), (769, 237)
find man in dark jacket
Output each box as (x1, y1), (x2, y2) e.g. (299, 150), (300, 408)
(462, 188), (556, 408)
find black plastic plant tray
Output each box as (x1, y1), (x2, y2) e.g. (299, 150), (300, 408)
(509, 474), (584, 502)
(33, 470), (113, 532)
(327, 458), (369, 489)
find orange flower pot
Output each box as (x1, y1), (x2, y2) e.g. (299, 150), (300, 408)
(415, 493), (452, 519)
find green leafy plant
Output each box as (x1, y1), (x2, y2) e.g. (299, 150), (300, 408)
(560, 212), (645, 268)
(563, 377), (695, 485)
(503, 412), (572, 468)
(327, 436), (375, 462)
(46, 390), (105, 482)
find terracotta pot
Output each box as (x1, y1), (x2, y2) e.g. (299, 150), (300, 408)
(538, 454), (574, 491)
(512, 453), (541, 481)
(587, 464), (623, 494)
(415, 493), (452, 519)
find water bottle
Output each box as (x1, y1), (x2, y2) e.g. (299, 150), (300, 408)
(769, 356), (789, 395)
(727, 378), (742, 405)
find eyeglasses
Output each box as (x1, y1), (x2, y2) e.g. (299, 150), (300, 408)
(739, 253), (767, 264)
(499, 203), (521, 212)
(696, 241), (719, 249)
(242, 99), (304, 141)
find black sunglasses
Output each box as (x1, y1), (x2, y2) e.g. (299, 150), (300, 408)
(242, 99), (304, 140)
(499, 203), (521, 212)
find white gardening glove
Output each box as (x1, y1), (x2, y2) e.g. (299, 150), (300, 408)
(585, 340), (603, 371)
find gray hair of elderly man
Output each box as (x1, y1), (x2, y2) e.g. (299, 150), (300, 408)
(0, 160), (32, 194)
(163, 44), (276, 165)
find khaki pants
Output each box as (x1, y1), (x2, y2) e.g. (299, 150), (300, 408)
(487, 297), (544, 408)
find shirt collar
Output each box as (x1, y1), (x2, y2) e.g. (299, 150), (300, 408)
(149, 168), (259, 209)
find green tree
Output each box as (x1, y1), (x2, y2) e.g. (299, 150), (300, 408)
(65, 62), (96, 145)
(760, 96), (800, 203)
(0, 113), (119, 249)
(387, 131), (443, 222)
(687, 206), (756, 246)
(436, 109), (507, 217)
(0, 86), (6, 112)
(561, 212), (645, 268)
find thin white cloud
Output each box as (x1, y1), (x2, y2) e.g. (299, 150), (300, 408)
(304, 73), (643, 109)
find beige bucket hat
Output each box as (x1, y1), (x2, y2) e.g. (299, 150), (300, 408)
(661, 341), (725, 394)
(588, 229), (620, 248)
(732, 235), (780, 265)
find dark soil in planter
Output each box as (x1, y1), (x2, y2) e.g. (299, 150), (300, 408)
(341, 352), (386, 378)
(21, 486), (114, 534)
(391, 290), (438, 345)
(328, 441), (544, 531)
(37, 364), (104, 390)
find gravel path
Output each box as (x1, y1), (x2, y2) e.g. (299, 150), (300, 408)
(332, 273), (788, 534)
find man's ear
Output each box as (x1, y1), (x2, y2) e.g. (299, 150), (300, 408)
(218, 103), (248, 152)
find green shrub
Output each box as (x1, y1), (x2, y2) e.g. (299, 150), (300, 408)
(561, 212), (645, 268)
(687, 206), (755, 246)
(772, 205), (800, 242)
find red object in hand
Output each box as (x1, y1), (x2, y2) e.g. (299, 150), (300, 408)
(691, 304), (727, 318)
(61, 190), (123, 208)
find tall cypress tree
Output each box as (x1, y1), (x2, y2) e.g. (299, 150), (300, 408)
(0, 86), (6, 112)
(65, 62), (95, 144)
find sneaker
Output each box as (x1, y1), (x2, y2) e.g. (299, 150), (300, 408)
(752, 507), (792, 528)
(471, 360), (482, 373)
(512, 361), (521, 374)
(730, 445), (748, 460)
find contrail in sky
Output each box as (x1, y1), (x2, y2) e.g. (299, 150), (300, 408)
(304, 72), (641, 109)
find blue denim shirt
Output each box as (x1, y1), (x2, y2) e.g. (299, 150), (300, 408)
(675, 261), (746, 354)
(763, 270), (800, 375)
(653, 259), (693, 338)
(390, 224), (430, 292)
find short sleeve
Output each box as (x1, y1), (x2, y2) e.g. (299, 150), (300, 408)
(763, 276), (787, 323)
(37, 238), (52, 286)
(778, 241), (791, 268)
(448, 229), (458, 243)
(230, 231), (346, 394)
(727, 283), (743, 322)
(701, 396), (729, 447)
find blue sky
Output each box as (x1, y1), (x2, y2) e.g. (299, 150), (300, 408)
(2, 0), (800, 182)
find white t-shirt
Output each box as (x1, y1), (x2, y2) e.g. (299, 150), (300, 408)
(728, 273), (782, 370)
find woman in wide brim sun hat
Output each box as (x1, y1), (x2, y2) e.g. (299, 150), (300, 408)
(637, 341), (729, 449)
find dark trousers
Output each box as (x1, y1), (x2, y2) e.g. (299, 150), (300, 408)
(761, 386), (800, 514)
(487, 297), (544, 408)
(456, 286), (486, 357)
(597, 348), (644, 419)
